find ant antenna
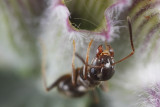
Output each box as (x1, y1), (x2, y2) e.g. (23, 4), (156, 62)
(112, 16), (135, 65)
(84, 39), (93, 79)
(40, 40), (49, 91)
(72, 40), (76, 85)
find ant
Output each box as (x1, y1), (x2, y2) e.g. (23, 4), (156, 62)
(41, 16), (135, 97)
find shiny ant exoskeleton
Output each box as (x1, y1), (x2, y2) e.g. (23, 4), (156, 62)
(41, 16), (135, 97)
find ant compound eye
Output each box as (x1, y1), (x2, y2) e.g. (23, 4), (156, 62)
(97, 45), (103, 53)
(96, 45), (103, 57)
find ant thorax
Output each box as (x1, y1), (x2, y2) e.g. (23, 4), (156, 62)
(89, 45), (115, 81)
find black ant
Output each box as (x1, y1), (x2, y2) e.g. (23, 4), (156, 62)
(41, 16), (135, 97)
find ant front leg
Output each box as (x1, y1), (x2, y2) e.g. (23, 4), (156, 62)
(72, 40), (78, 86)
(40, 40), (50, 91)
(72, 40), (94, 81)
(72, 40), (94, 85)
(84, 39), (93, 79)
(75, 52), (85, 64)
(75, 53), (104, 68)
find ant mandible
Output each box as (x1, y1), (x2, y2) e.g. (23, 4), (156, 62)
(41, 16), (135, 97)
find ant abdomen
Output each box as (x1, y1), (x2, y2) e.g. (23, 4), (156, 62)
(57, 74), (86, 97)
(90, 55), (115, 81)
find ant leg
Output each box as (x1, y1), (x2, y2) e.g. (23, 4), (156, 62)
(75, 53), (104, 69)
(72, 40), (78, 86)
(72, 40), (95, 84)
(40, 40), (71, 91)
(40, 40), (49, 91)
(75, 52), (85, 64)
(112, 16), (135, 65)
(90, 90), (99, 104)
(84, 39), (93, 79)
(100, 82), (109, 92)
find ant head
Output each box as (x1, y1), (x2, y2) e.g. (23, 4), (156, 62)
(96, 42), (114, 57)
(90, 41), (115, 81)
